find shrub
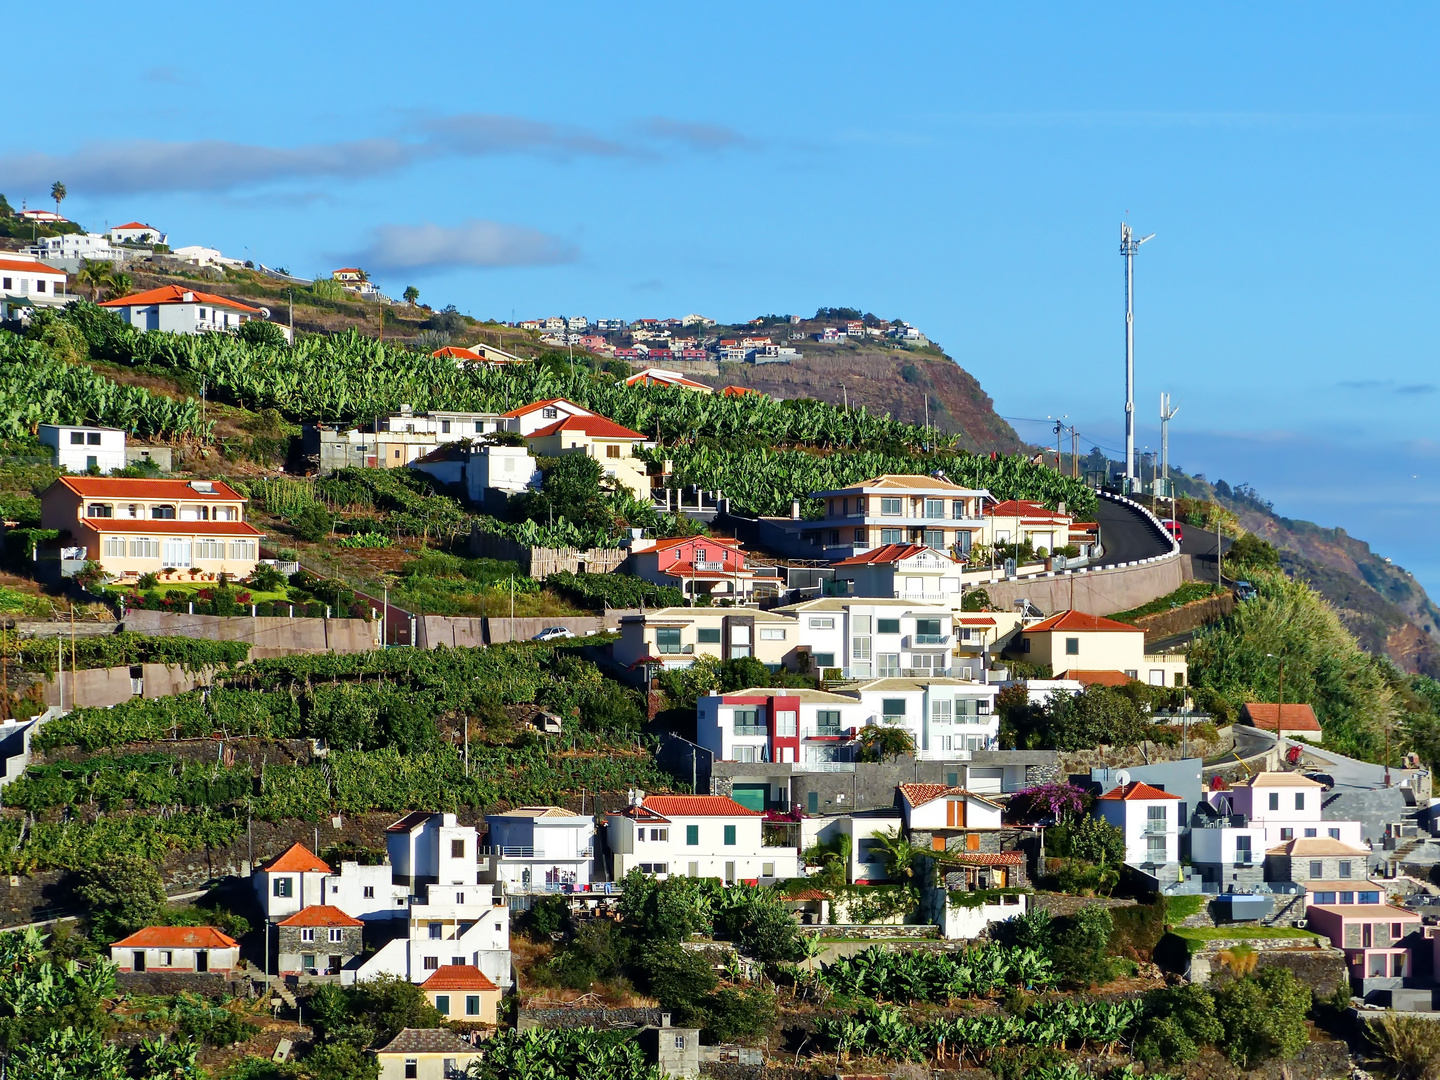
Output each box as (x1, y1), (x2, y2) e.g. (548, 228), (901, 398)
(76, 853), (167, 939)
(237, 320), (287, 347)
(1370, 1014), (1440, 1080)
(1211, 968), (1310, 1067)
(1050, 905), (1114, 987)
(1107, 896), (1169, 961)
(1136, 983), (1222, 1065)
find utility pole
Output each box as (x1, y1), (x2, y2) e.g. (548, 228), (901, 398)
(1121, 223), (1155, 494)
(1160, 393), (1179, 520)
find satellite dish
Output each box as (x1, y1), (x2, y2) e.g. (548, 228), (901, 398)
(1115, 770), (1132, 787)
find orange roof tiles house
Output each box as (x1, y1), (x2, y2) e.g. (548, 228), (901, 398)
(253, 842), (333, 922)
(1094, 780), (1182, 868)
(39, 476), (262, 583)
(624, 367), (714, 393)
(100, 284), (286, 339)
(1015, 609), (1187, 690)
(831, 542), (965, 602)
(625, 534), (758, 603)
(111, 926), (239, 974)
(1239, 703), (1323, 742)
(524, 410), (654, 501)
(0, 253), (69, 319)
(605, 790), (799, 883)
(276, 905), (365, 978)
(420, 964), (501, 1024)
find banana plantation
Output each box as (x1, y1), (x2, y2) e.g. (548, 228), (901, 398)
(816, 942), (1057, 1002)
(462, 1026), (663, 1080)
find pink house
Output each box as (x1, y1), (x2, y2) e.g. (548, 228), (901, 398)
(1306, 903), (1421, 992)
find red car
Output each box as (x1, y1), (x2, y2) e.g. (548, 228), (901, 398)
(1161, 519), (1183, 542)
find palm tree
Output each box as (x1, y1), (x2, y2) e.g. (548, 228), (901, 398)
(871, 826), (928, 881)
(51, 181), (66, 217)
(75, 259), (114, 301)
(107, 271), (133, 299)
(403, 286), (419, 305)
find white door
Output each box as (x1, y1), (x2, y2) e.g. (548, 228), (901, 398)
(969, 768), (1003, 794)
(161, 538), (192, 567)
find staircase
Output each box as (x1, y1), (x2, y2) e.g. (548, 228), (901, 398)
(270, 983), (297, 1009)
(1260, 892), (1306, 927)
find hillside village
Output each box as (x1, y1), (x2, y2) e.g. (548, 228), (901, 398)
(1, 202), (1440, 1080)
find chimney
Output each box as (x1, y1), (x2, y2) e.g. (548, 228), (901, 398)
(790, 498), (801, 520)
(1057, 501), (1067, 515)
(661, 1012), (671, 1028)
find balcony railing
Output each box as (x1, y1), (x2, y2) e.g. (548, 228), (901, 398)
(693, 560), (728, 572)
(732, 725), (768, 737)
(482, 846), (594, 860)
(1143, 823), (1170, 835)
(793, 761), (855, 773)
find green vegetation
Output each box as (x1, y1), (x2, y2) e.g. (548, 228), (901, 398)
(548, 570), (684, 610)
(1169, 925), (1318, 942)
(816, 942), (1056, 1002)
(1108, 581), (1225, 624)
(12, 632), (250, 675)
(466, 1028), (662, 1080)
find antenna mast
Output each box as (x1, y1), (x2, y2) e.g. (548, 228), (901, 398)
(1160, 391), (1179, 519)
(1120, 223), (1155, 492)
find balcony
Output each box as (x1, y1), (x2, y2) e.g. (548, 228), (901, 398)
(732, 726), (768, 738)
(905, 635), (951, 649)
(482, 846), (594, 860)
(793, 761), (855, 773)
(693, 560), (728, 572)
(807, 725), (849, 739)
(1143, 822), (1170, 836)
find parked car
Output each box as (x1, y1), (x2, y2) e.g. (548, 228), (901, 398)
(1233, 580), (1257, 601)
(1160, 519), (1183, 542)
(532, 626), (575, 641)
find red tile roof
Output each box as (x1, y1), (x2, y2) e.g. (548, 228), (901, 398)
(624, 370), (711, 390)
(833, 543), (935, 567)
(112, 925), (237, 949)
(957, 617), (996, 626)
(501, 397), (588, 418)
(651, 535), (741, 552)
(987, 499), (1067, 518)
(643, 795), (761, 817)
(432, 346), (483, 360)
(784, 887), (832, 901)
(419, 964), (499, 991)
(100, 284), (262, 314)
(1056, 669), (1138, 687)
(941, 852), (1025, 866)
(1023, 610), (1144, 634)
(899, 783), (1002, 809)
(262, 842), (331, 874)
(55, 476), (246, 501)
(81, 519), (263, 537)
(721, 385), (761, 397)
(115, 221), (156, 230)
(1097, 780), (1181, 802)
(0, 256), (65, 277)
(528, 414), (646, 441)
(1240, 703), (1322, 733)
(277, 905), (362, 928)
(387, 811), (436, 832)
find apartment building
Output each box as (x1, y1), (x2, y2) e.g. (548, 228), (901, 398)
(604, 791), (799, 883)
(831, 543), (965, 601)
(777, 597), (956, 679)
(1093, 780), (1182, 868)
(481, 806), (595, 894)
(802, 474), (992, 560)
(845, 678), (1000, 759)
(614, 607), (798, 681)
(696, 688), (869, 767)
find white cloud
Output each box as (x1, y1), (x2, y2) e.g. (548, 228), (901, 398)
(354, 219), (577, 272)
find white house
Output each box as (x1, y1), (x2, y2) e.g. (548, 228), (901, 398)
(605, 791), (799, 884)
(465, 444), (539, 500)
(100, 284), (279, 338)
(831, 544), (965, 602)
(111, 926), (239, 974)
(500, 397), (596, 436)
(844, 678), (1000, 760)
(777, 597), (957, 679)
(481, 806), (595, 894)
(1093, 780), (1181, 868)
(170, 245), (244, 267)
(109, 221), (167, 246)
(25, 232), (127, 269)
(315, 859), (410, 922)
(898, 783), (1004, 846)
(804, 474), (992, 561)
(379, 406), (517, 441)
(254, 842), (333, 922)
(37, 424), (126, 474)
(695, 688), (869, 766)
(1217, 772), (1363, 849)
(799, 809), (904, 884)
(0, 253), (69, 319)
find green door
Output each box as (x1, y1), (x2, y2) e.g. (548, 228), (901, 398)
(731, 784), (767, 812)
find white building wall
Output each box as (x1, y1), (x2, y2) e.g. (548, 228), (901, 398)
(607, 813), (799, 881)
(254, 869), (327, 922)
(944, 893), (1027, 940)
(466, 446), (539, 501)
(320, 862), (409, 921)
(1095, 799), (1178, 865)
(37, 425), (127, 474)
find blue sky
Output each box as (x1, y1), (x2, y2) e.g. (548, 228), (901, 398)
(12, 4), (1440, 594)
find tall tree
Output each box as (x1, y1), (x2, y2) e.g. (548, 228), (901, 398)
(402, 286), (419, 305)
(50, 181), (66, 217)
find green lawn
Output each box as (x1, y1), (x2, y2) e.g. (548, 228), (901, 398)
(101, 581), (292, 604)
(1172, 926), (1318, 940)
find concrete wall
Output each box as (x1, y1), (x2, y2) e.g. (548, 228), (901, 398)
(467, 527), (627, 579)
(121, 611), (378, 655)
(979, 555), (1186, 618)
(416, 616), (609, 648)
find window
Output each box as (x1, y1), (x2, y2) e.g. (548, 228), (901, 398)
(1359, 891), (1381, 904)
(87, 503), (112, 517)
(329, 927), (344, 943)
(1312, 891), (1336, 904)
(542, 406), (558, 418)
(453, 956), (465, 966)
(428, 923), (443, 939)
(882, 699), (906, 719)
(1065, 637), (1079, 655)
(1393, 922), (1405, 940)
(1295, 793), (1305, 810)
(451, 838), (465, 858)
(70, 431), (85, 445)
(639, 862), (668, 874)
(931, 699), (952, 726)
(196, 506), (209, 520)
(813, 652), (835, 668)
(686, 825), (699, 845)
(775, 710), (797, 736)
(394, 449), (401, 460)
(1268, 792), (1279, 811)
(102, 537), (126, 557)
(762, 862), (774, 877)
(878, 654), (900, 677)
(466, 994), (481, 1015)
(405, 1060), (418, 1080)
(161, 538), (191, 568)
(130, 537), (159, 559)
(1340, 891), (1355, 905)
(734, 745), (757, 762)
(656, 628), (682, 654)
(1329, 828), (1341, 840)
(229, 539), (257, 560)
(1304, 828), (1317, 838)
(816, 709), (841, 736)
(1280, 827), (1293, 841)
(809, 617), (835, 629)
(423, 956), (440, 970)
(880, 497), (902, 516)
(732, 708), (763, 735)
(159, 950), (173, 966)
(880, 528), (904, 544)
(435, 995), (450, 1015)
(301, 928), (315, 942)
(1146, 805), (1167, 832)
(195, 538), (225, 560)
(150, 504), (176, 519)
(1235, 835), (1251, 863)
(924, 498), (944, 518)
(723, 825), (736, 846)
(456, 892), (465, 904)
(86, 432), (101, 445)
(675, 1035), (686, 1049)
(877, 618), (901, 635)
(363, 886), (375, 898)
(650, 828), (668, 842)
(760, 628), (786, 640)
(697, 627), (721, 643)
(1309, 860), (1324, 879)
(274, 877), (293, 898)
(302, 954), (316, 970)
(915, 618), (943, 643)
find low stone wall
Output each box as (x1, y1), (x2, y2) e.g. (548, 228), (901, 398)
(1133, 593), (1234, 642)
(979, 554), (1185, 618)
(1031, 894), (1139, 918)
(117, 971), (241, 997)
(120, 611), (377, 655)
(414, 615), (609, 647)
(1188, 937), (1348, 991)
(518, 1006), (663, 1031)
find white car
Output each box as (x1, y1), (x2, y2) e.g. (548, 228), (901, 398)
(531, 626), (575, 641)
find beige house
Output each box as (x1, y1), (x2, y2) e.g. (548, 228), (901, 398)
(980, 499), (1078, 555)
(374, 1028), (480, 1080)
(419, 964), (501, 1025)
(614, 607), (798, 680)
(40, 476), (262, 582)
(805, 474), (992, 561)
(1012, 609), (1188, 688)
(525, 412), (654, 499)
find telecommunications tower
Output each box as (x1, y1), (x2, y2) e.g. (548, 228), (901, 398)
(1120, 223), (1154, 491)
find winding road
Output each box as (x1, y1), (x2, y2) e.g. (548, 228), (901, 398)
(1092, 495), (1174, 568)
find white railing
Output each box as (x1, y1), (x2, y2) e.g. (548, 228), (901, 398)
(793, 762), (855, 773)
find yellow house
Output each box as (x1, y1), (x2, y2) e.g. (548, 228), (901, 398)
(524, 412), (653, 499)
(40, 476), (263, 582)
(419, 964), (500, 1026)
(615, 607), (799, 680)
(373, 1028), (480, 1080)
(1013, 609), (1187, 687)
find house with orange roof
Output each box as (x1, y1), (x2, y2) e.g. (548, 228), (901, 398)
(624, 367), (714, 393)
(0, 251), (69, 319)
(111, 926), (239, 974)
(831, 543), (964, 602)
(277, 905), (365, 979)
(501, 397), (595, 435)
(100, 284), (289, 340)
(981, 499), (1076, 556)
(254, 841), (333, 922)
(1012, 609), (1188, 688)
(1239, 702), (1323, 743)
(805, 474), (993, 562)
(624, 534), (758, 602)
(604, 789), (800, 883)
(40, 475), (262, 581)
(108, 221), (166, 246)
(1094, 780), (1182, 867)
(419, 964), (501, 1024)
(898, 783), (1004, 851)
(523, 410), (655, 500)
